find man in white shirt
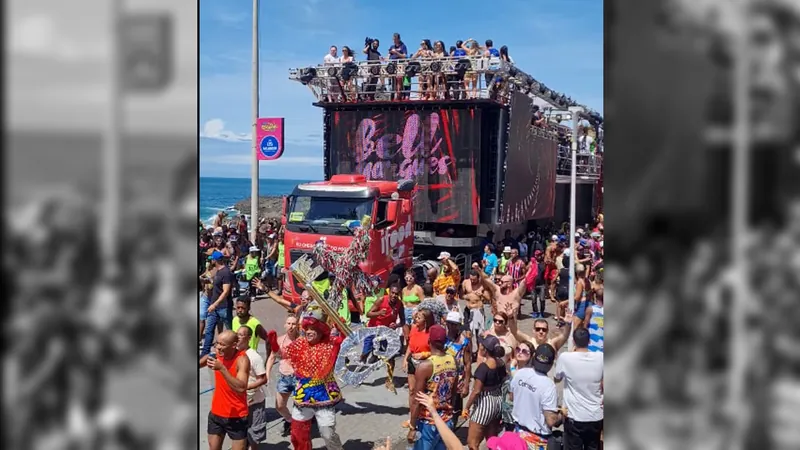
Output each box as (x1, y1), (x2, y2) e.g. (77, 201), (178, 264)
(554, 327), (603, 450)
(323, 45), (340, 64)
(578, 127), (594, 154)
(510, 343), (564, 449)
(236, 327), (269, 450)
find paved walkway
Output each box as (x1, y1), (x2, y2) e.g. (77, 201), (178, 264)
(199, 294), (562, 449)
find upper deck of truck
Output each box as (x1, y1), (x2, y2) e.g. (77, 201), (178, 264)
(288, 55), (602, 124)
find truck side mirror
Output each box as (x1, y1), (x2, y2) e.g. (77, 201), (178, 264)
(386, 201), (399, 223)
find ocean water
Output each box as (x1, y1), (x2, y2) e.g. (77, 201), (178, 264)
(200, 177), (316, 225)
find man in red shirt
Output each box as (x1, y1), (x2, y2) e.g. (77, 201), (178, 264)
(205, 330), (251, 450)
(361, 283), (405, 389)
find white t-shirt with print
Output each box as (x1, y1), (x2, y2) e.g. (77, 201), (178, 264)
(245, 348), (267, 405)
(323, 54), (340, 65)
(510, 367), (558, 435)
(554, 351), (603, 422)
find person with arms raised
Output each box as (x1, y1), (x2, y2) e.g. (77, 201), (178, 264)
(284, 309), (346, 450)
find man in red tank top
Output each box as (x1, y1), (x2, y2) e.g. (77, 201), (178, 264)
(361, 283), (404, 388)
(206, 330), (251, 450)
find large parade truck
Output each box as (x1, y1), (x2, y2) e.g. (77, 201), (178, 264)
(281, 55), (602, 302)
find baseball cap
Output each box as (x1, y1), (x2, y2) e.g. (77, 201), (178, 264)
(478, 334), (505, 358)
(562, 249), (571, 258)
(486, 432), (527, 450)
(429, 325), (447, 345)
(532, 343), (556, 373)
(209, 250), (224, 261)
(503, 246), (512, 253)
(437, 251), (451, 260)
(445, 311), (462, 324)
(249, 246), (260, 252)
(551, 234), (558, 241)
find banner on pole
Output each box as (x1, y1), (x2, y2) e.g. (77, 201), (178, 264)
(256, 118), (284, 160)
(121, 13), (173, 93)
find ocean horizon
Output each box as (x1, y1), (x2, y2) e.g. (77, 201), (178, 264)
(200, 177), (318, 225)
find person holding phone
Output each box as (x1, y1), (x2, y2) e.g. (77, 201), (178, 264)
(203, 330), (251, 450)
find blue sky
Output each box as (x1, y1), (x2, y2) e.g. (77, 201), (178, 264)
(200, 0), (603, 179)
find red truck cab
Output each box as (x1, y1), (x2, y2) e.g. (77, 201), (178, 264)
(281, 174), (415, 303)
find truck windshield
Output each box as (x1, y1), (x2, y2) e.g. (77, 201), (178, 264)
(286, 196), (374, 232)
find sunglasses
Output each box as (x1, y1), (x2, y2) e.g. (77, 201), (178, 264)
(493, 319), (506, 324)
(535, 327), (549, 332)
(515, 347), (531, 355)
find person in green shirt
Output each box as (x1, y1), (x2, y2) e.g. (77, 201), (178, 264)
(498, 246), (512, 274)
(276, 231), (286, 293)
(232, 296), (279, 356)
(310, 272), (352, 326)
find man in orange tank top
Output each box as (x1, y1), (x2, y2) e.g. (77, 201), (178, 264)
(206, 330), (251, 450)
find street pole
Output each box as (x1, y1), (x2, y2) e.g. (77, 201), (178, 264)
(567, 106), (583, 351)
(250, 0), (260, 244)
(103, 0), (123, 282)
(729, 0), (750, 447)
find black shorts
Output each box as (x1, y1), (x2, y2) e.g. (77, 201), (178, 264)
(556, 288), (569, 301)
(208, 412), (248, 441)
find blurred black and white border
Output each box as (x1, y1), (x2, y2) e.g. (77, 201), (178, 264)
(5, 0), (198, 449)
(606, 0), (800, 449)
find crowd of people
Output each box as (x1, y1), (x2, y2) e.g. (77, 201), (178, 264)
(320, 33), (514, 102)
(199, 211), (605, 450)
(4, 153), (200, 450)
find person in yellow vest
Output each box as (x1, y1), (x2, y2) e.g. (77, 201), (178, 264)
(310, 271), (352, 327)
(232, 296), (280, 357)
(276, 231), (286, 293)
(244, 246), (262, 297)
(498, 246), (512, 275)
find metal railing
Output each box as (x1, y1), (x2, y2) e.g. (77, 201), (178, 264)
(556, 145), (603, 179)
(289, 56), (600, 117)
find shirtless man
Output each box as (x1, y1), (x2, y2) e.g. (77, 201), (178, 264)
(461, 269), (485, 299)
(544, 236), (560, 301)
(473, 262), (535, 326)
(464, 292), (486, 342)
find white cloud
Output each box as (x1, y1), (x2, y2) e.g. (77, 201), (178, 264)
(201, 154), (322, 166)
(200, 119), (252, 142)
(9, 14), (108, 61)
